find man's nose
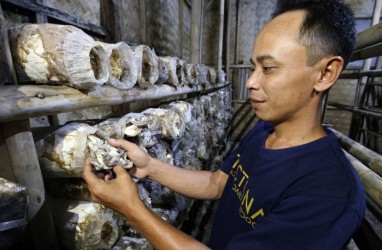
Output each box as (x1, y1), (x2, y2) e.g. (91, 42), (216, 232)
(246, 70), (261, 90)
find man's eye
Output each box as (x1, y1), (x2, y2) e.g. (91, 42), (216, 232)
(262, 67), (275, 73)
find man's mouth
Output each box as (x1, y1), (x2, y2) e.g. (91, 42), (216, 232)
(249, 98), (265, 109)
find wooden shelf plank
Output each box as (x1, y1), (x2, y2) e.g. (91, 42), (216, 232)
(0, 82), (230, 122)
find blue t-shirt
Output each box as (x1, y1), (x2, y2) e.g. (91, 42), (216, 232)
(208, 121), (365, 250)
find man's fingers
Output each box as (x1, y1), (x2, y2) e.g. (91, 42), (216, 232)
(108, 138), (137, 151)
(113, 165), (132, 180)
(129, 167), (138, 178)
(113, 165), (126, 174)
(82, 158), (99, 185)
(82, 158), (93, 176)
(113, 165), (136, 183)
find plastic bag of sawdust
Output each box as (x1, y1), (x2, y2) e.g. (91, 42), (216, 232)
(0, 177), (28, 249)
(9, 23), (109, 89)
(131, 45), (159, 89)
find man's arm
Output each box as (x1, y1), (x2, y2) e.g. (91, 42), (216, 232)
(109, 138), (229, 200)
(83, 161), (210, 250)
(147, 157), (228, 200)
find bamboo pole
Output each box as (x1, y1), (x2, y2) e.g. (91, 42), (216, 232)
(225, 0), (232, 80)
(329, 128), (382, 176)
(328, 102), (382, 119)
(354, 12), (382, 51)
(217, 0), (225, 72)
(340, 69), (382, 79)
(343, 150), (382, 209)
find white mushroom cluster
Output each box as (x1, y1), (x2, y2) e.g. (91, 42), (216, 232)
(9, 23), (226, 90)
(35, 123), (132, 177)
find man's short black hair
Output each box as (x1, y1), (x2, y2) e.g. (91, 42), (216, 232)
(273, 0), (356, 68)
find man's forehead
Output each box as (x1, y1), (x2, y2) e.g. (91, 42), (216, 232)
(259, 10), (306, 37)
(268, 9), (306, 28)
(251, 10), (307, 62)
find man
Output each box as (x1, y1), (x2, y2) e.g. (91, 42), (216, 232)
(83, 0), (365, 249)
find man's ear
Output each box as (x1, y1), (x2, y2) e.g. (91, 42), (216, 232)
(314, 56), (344, 92)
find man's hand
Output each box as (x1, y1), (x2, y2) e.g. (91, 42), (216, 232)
(108, 138), (153, 179)
(82, 159), (143, 215)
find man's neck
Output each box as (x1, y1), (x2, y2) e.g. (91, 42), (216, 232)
(265, 121), (327, 150)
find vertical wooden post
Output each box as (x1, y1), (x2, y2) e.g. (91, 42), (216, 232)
(4, 120), (45, 221)
(191, 0), (203, 64)
(101, 0), (122, 42)
(179, 0), (184, 58)
(140, 0), (147, 44)
(34, 0), (48, 23)
(2, 120), (59, 249)
(0, 3), (16, 84)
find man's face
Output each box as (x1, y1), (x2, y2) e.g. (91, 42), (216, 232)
(246, 10), (321, 125)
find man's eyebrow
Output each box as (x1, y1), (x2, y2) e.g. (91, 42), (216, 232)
(250, 55), (275, 64)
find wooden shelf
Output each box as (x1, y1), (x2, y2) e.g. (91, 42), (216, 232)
(0, 82), (230, 122)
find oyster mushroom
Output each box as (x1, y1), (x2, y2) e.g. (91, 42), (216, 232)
(167, 101), (194, 123)
(87, 133), (132, 171)
(36, 122), (132, 177)
(115, 112), (155, 139)
(142, 108), (185, 140)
